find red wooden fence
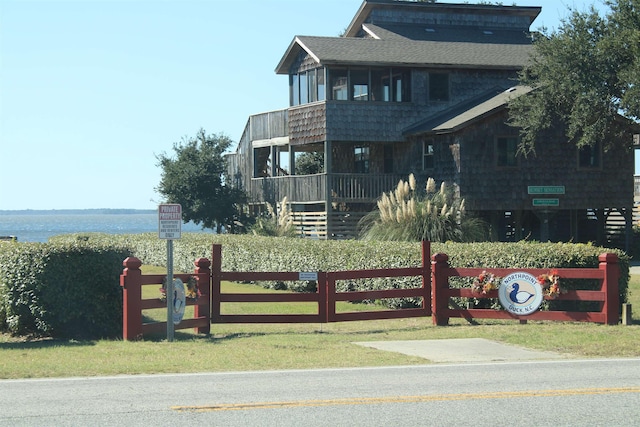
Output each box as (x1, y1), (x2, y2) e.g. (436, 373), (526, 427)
(120, 243), (621, 340)
(431, 252), (620, 326)
(120, 257), (211, 340)
(211, 241), (431, 324)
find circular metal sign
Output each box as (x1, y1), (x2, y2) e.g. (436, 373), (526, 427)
(498, 272), (543, 316)
(172, 278), (186, 325)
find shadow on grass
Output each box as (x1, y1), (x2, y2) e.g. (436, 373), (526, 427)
(0, 337), (96, 350)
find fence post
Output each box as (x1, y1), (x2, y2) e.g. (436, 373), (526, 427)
(431, 253), (450, 326)
(326, 273), (336, 323)
(599, 253), (620, 325)
(421, 240), (432, 315)
(211, 244), (222, 323)
(120, 257), (143, 340)
(194, 257), (211, 334)
(318, 272), (327, 323)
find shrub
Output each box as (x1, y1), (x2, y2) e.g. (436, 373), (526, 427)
(47, 234), (630, 311)
(0, 241), (130, 338)
(359, 175), (488, 242)
(249, 197), (298, 238)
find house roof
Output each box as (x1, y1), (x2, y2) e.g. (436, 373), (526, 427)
(275, 35), (534, 74)
(275, 0), (540, 74)
(403, 85), (532, 136)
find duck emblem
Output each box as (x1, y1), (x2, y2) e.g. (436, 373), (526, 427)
(509, 283), (535, 304)
(498, 272), (543, 315)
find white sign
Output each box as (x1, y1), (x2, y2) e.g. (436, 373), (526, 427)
(498, 272), (543, 316)
(299, 272), (318, 281)
(158, 204), (182, 239)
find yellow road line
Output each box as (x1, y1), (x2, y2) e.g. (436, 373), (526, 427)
(172, 387), (640, 412)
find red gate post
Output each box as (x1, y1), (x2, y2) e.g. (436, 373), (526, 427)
(421, 240), (432, 315)
(431, 253), (450, 326)
(211, 244), (222, 323)
(193, 257), (211, 334)
(120, 257), (143, 340)
(317, 272), (327, 323)
(599, 253), (620, 325)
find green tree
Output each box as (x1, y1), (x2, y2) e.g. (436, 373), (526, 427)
(508, 0), (640, 155)
(156, 129), (247, 232)
(295, 151), (324, 175)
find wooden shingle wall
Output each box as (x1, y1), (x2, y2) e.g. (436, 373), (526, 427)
(457, 111), (634, 212)
(368, 7), (532, 30)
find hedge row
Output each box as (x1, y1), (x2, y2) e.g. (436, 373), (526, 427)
(0, 240), (130, 338)
(53, 233), (630, 308)
(2, 234), (627, 339)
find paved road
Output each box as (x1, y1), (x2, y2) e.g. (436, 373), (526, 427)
(1, 358), (639, 426)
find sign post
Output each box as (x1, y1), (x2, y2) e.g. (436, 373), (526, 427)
(158, 204), (182, 342)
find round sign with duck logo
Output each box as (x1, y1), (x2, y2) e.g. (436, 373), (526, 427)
(498, 272), (543, 316)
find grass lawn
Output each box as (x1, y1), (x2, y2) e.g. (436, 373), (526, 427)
(1, 269), (638, 379)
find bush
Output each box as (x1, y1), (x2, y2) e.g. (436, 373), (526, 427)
(359, 175), (488, 242)
(0, 241), (130, 338)
(50, 234), (629, 310)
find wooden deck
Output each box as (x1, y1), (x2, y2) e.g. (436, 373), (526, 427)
(247, 173), (407, 205)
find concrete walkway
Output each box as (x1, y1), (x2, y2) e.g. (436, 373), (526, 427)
(355, 263), (637, 364)
(354, 338), (565, 363)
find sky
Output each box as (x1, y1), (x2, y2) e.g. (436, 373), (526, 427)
(0, 0), (618, 210)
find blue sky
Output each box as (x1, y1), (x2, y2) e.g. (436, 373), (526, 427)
(0, 0), (619, 210)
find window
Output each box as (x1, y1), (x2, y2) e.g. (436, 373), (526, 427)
(289, 67), (326, 106)
(393, 68), (411, 102)
(299, 72), (308, 104)
(330, 68), (348, 100)
(354, 145), (370, 173)
(423, 139), (434, 170)
(429, 72), (449, 102)
(351, 69), (369, 101)
(308, 70), (317, 103)
(326, 67), (410, 102)
(317, 68), (326, 101)
(578, 142), (601, 168)
(371, 69), (390, 101)
(496, 137), (518, 167)
(290, 74), (299, 106)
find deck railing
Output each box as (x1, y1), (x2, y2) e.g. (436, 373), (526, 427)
(248, 173), (407, 204)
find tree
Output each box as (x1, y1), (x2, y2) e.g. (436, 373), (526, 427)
(508, 0), (640, 155)
(295, 151), (324, 175)
(156, 129), (247, 232)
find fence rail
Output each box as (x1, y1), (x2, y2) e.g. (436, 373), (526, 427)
(211, 242), (431, 324)
(431, 252), (619, 326)
(120, 243), (622, 340)
(120, 257), (211, 340)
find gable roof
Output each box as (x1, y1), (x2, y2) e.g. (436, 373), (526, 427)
(275, 0), (540, 74)
(403, 85), (532, 136)
(276, 35), (534, 74)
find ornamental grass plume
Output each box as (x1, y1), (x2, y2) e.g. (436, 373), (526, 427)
(250, 197), (298, 237)
(359, 175), (488, 242)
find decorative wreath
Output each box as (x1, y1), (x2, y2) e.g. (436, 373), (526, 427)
(472, 270), (500, 295)
(159, 276), (200, 302)
(537, 269), (564, 299)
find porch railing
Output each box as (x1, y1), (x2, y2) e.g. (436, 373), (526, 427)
(248, 173), (406, 204)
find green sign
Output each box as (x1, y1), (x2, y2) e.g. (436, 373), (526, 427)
(533, 198), (559, 207)
(528, 186), (565, 195)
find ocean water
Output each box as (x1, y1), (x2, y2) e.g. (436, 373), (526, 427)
(0, 211), (210, 243)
